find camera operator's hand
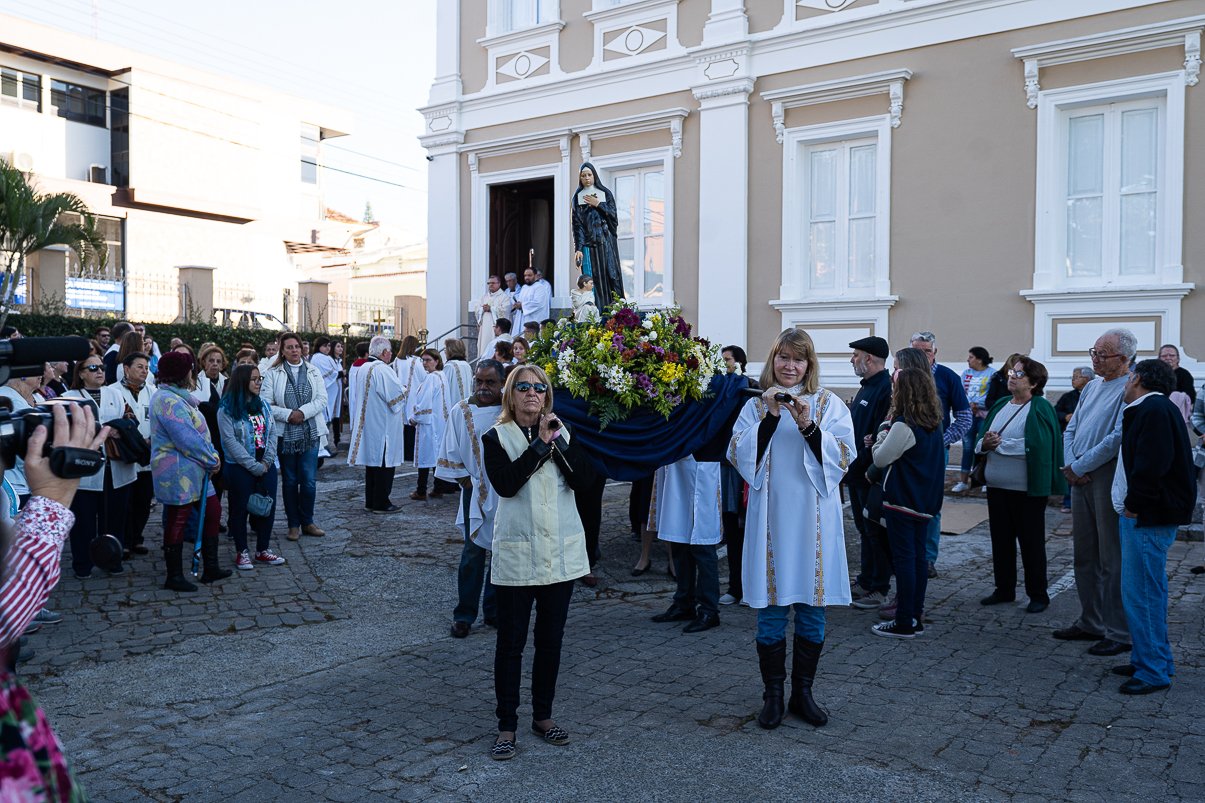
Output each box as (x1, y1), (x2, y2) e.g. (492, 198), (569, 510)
(26, 403), (109, 509)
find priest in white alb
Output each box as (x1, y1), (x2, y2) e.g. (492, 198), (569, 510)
(436, 358), (506, 639)
(393, 335), (426, 464)
(347, 336), (407, 514)
(473, 275), (511, 360)
(510, 267), (551, 332)
(729, 329), (856, 732)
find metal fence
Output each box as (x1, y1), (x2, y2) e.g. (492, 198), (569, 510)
(124, 271), (179, 323)
(325, 295), (405, 338)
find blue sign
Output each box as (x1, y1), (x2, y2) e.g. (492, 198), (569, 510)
(66, 278), (124, 311)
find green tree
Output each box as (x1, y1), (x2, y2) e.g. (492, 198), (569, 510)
(0, 160), (106, 328)
(363, 201), (375, 223)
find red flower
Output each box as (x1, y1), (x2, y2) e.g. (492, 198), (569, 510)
(665, 352), (680, 363)
(621, 349), (637, 360)
(686, 356), (699, 371)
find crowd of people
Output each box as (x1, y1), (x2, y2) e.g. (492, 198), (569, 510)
(0, 312), (1199, 783)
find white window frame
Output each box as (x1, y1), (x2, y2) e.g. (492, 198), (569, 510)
(489, 0), (561, 37)
(0, 66), (41, 112)
(779, 115), (892, 302)
(590, 147), (675, 308)
(1033, 71), (1186, 292)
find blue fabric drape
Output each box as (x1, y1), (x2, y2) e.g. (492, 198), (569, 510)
(553, 374), (750, 481)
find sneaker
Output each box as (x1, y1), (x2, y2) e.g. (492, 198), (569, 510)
(951, 482), (969, 493)
(914, 619), (925, 636)
(235, 550), (254, 571)
(980, 486), (987, 493)
(850, 590), (886, 610)
(719, 593), (737, 606)
(33, 609), (62, 625)
(879, 594), (898, 620)
(255, 550), (287, 566)
(22, 621), (40, 635)
(872, 619), (916, 639)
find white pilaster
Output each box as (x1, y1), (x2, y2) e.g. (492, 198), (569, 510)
(703, 0), (747, 45)
(424, 146), (462, 340)
(428, 0), (462, 105)
(693, 74), (752, 350)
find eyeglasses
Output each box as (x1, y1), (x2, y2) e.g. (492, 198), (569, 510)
(82, 365), (104, 372)
(1008, 370), (1027, 378)
(1088, 349), (1124, 360)
(250, 377), (263, 383)
(514, 381), (548, 393)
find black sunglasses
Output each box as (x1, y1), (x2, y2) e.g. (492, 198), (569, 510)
(514, 381), (548, 393)
(82, 365), (104, 372)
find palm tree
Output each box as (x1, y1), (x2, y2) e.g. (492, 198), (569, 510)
(0, 159), (106, 327)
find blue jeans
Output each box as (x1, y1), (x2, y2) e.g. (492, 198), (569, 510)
(454, 488), (496, 624)
(960, 419), (982, 472)
(756, 603), (825, 645)
(887, 509), (929, 627)
(224, 463), (278, 553)
(925, 447), (949, 563)
(278, 447), (318, 528)
(1119, 516), (1177, 686)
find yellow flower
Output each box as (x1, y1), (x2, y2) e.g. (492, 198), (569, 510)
(544, 362), (556, 375)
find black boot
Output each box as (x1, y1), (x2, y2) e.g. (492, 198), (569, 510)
(788, 635), (828, 727)
(163, 544), (197, 592)
(199, 534), (232, 584)
(756, 640), (787, 729)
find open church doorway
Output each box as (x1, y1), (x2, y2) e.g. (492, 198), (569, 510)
(488, 177), (555, 286)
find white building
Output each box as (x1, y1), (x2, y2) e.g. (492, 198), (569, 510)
(0, 13), (357, 325)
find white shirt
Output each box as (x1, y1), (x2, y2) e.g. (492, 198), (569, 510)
(512, 279), (551, 331)
(436, 400), (502, 548)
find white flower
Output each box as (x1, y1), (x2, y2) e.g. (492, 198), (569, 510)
(647, 330), (658, 341)
(642, 318), (654, 329)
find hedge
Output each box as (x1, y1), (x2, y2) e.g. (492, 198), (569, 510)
(7, 312), (361, 361)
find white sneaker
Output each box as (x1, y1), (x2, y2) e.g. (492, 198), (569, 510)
(719, 593), (737, 606)
(235, 550), (254, 571)
(980, 486), (987, 493)
(951, 482), (969, 493)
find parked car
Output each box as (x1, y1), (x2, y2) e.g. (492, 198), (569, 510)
(212, 308), (287, 331)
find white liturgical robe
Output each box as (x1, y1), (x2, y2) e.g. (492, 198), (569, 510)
(729, 389), (856, 609)
(474, 289), (511, 358)
(443, 360), (473, 406)
(436, 400), (502, 549)
(650, 456), (723, 545)
(346, 359), (407, 468)
(512, 279), (551, 331)
(392, 355), (427, 423)
(411, 369), (448, 470)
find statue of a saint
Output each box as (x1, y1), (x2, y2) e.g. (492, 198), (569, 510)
(572, 162), (625, 312)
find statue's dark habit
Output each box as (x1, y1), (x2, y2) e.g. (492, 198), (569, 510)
(571, 162), (625, 312)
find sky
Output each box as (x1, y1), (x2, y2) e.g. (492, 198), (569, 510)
(0, 0), (436, 243)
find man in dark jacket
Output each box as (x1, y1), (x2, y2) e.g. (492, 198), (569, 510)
(846, 336), (893, 608)
(1111, 359), (1194, 695)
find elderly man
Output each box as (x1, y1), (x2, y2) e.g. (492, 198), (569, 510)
(347, 336), (407, 514)
(908, 331), (972, 578)
(474, 275), (512, 360)
(1054, 328), (1136, 656)
(1111, 359), (1194, 693)
(511, 267), (551, 332)
(845, 336), (893, 610)
(438, 359), (506, 638)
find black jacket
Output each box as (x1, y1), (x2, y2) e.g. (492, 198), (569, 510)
(1121, 393), (1194, 527)
(845, 370), (892, 488)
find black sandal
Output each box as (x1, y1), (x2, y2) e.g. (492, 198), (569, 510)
(531, 722), (570, 745)
(490, 738), (516, 760)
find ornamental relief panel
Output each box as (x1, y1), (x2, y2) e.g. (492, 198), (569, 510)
(796, 0), (877, 22)
(602, 19), (669, 61)
(495, 47), (552, 83)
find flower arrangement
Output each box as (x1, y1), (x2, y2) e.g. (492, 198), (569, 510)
(528, 299), (726, 429)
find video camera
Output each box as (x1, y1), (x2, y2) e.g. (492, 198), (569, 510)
(0, 336), (103, 478)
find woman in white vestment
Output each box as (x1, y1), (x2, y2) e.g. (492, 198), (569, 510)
(728, 329), (856, 730)
(311, 337), (344, 453)
(443, 338), (474, 404)
(411, 348), (450, 500)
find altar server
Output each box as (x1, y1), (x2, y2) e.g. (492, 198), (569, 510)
(411, 349), (450, 499)
(347, 336), (407, 513)
(649, 456), (724, 633)
(729, 328), (856, 730)
(437, 359), (507, 638)
(393, 335), (426, 463)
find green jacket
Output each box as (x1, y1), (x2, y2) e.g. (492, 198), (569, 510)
(977, 395), (1067, 498)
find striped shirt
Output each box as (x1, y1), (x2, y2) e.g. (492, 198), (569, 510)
(0, 497), (73, 649)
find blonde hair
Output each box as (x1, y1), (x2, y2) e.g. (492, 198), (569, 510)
(759, 328), (820, 394)
(497, 365), (554, 425)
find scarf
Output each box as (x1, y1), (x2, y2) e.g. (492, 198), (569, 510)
(280, 361), (318, 454)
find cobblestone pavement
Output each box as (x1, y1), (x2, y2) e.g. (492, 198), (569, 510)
(21, 460), (1205, 801)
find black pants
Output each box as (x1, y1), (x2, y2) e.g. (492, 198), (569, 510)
(986, 487), (1050, 603)
(670, 542), (720, 616)
(125, 472), (153, 548)
(68, 490), (102, 576)
(628, 474), (654, 535)
(102, 468), (130, 547)
(574, 474), (606, 567)
(331, 415), (343, 447)
(494, 580), (574, 733)
(722, 511), (743, 598)
(404, 424), (416, 463)
(365, 464), (396, 510)
(848, 483), (893, 595)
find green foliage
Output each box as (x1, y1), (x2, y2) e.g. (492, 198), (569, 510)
(6, 312), (352, 360)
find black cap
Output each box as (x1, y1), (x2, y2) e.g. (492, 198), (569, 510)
(849, 336), (889, 360)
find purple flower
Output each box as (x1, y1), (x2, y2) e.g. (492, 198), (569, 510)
(612, 333), (625, 349)
(652, 346), (665, 357)
(634, 372), (653, 389)
(612, 308), (641, 329)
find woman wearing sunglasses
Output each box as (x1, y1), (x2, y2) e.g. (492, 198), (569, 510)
(481, 366), (596, 760)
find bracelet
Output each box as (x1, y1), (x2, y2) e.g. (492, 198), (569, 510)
(798, 421), (818, 437)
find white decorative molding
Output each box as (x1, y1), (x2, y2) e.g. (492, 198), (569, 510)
(459, 127), (575, 166)
(693, 45), (753, 108)
(586, 0), (683, 70)
(769, 296), (899, 388)
(692, 77), (755, 106)
(574, 107), (690, 162)
(478, 18), (565, 50)
(419, 102), (466, 153)
(496, 50), (551, 81)
(479, 20), (565, 90)
(761, 69), (912, 143)
(1012, 14), (1205, 107)
(797, 0), (862, 11)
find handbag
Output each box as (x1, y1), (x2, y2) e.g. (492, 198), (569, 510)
(247, 473), (274, 518)
(862, 480), (887, 527)
(970, 401), (1030, 487)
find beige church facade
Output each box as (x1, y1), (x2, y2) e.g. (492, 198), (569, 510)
(420, 0), (1204, 388)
